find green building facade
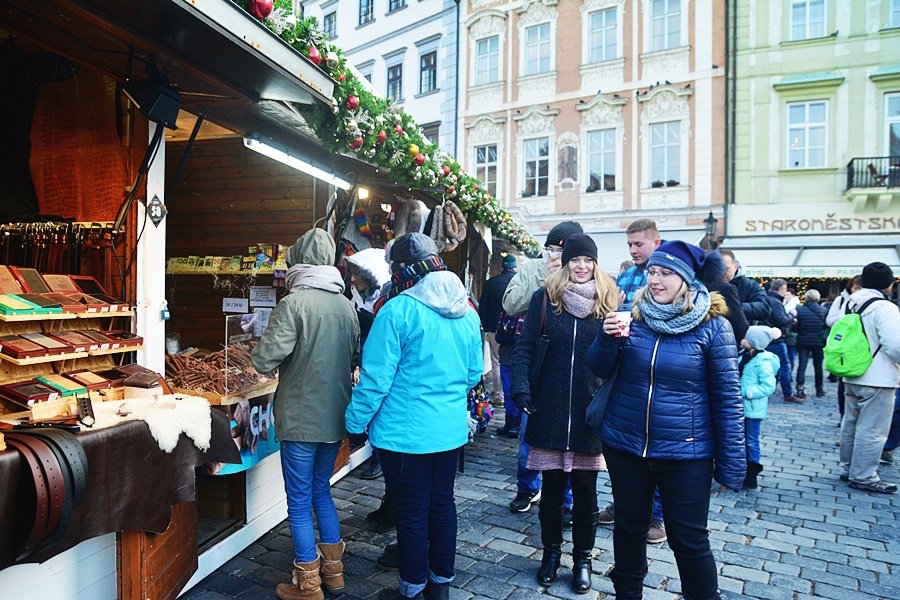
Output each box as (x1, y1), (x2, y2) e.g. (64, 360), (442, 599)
(726, 0), (900, 279)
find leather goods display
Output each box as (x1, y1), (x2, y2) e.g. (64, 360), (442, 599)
(75, 330), (116, 349)
(41, 274), (80, 293)
(0, 294), (41, 316)
(40, 293), (87, 313)
(8, 267), (51, 294)
(117, 363), (162, 388)
(63, 370), (112, 391)
(92, 368), (130, 387)
(35, 375), (87, 398)
(18, 333), (74, 356)
(0, 381), (61, 404)
(0, 335), (49, 359)
(12, 294), (63, 311)
(101, 330), (143, 348)
(3, 428), (88, 558)
(66, 293), (110, 312)
(48, 331), (99, 352)
(69, 276), (124, 309)
(0, 266), (23, 294)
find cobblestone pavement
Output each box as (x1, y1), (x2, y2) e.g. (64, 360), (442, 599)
(186, 377), (900, 599)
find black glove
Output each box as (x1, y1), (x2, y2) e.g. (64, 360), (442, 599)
(348, 431), (368, 447)
(513, 393), (536, 416)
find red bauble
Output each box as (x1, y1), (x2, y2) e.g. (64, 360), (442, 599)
(348, 137), (364, 150)
(473, 183), (479, 190)
(248, 0), (273, 19)
(308, 46), (322, 66)
(376, 130), (387, 144)
(345, 95), (360, 110)
(393, 123), (403, 134)
(446, 186), (455, 195)
(414, 153), (425, 167)
(442, 165), (451, 176)
(338, 72), (347, 82)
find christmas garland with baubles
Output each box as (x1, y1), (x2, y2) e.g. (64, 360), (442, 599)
(232, 0), (541, 257)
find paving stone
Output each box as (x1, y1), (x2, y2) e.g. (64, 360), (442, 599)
(742, 581), (794, 599)
(486, 539), (537, 558)
(799, 568), (860, 590)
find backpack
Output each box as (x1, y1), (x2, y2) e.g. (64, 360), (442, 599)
(823, 298), (885, 377)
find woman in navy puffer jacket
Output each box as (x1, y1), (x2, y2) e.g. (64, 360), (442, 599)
(587, 241), (745, 600)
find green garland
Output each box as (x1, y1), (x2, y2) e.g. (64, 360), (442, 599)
(231, 0), (541, 257)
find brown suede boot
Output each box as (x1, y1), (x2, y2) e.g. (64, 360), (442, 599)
(275, 558), (324, 600)
(318, 541), (346, 596)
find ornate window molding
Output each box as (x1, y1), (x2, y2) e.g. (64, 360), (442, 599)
(465, 115), (506, 203)
(638, 86), (693, 190)
(578, 94), (627, 199)
(517, 0), (558, 95)
(514, 106), (559, 205)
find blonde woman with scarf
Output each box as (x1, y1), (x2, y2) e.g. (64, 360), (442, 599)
(510, 234), (619, 594)
(251, 228), (360, 600)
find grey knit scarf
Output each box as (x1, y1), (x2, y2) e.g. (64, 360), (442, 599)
(637, 280), (711, 334)
(285, 264), (345, 294)
(561, 281), (597, 319)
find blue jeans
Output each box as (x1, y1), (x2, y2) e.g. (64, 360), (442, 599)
(519, 413), (573, 508)
(745, 418), (762, 463)
(500, 365), (520, 429)
(604, 446), (718, 600)
(380, 447), (459, 598)
(766, 340), (793, 397)
(280, 441), (342, 562)
(787, 344), (797, 371)
(886, 389), (900, 452)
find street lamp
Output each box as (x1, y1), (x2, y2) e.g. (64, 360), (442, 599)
(704, 211), (719, 249)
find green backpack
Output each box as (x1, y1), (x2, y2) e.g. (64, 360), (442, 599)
(823, 298), (884, 377)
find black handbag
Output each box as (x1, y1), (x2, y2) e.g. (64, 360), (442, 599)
(528, 292), (550, 394)
(586, 369), (617, 429)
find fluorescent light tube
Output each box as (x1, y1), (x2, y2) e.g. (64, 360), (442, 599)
(244, 138), (352, 191)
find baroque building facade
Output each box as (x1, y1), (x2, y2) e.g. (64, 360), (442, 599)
(459, 0), (726, 271)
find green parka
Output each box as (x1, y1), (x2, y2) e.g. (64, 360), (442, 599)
(251, 229), (360, 442)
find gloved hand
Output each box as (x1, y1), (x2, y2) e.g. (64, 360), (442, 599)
(513, 393), (536, 416)
(348, 431), (368, 447)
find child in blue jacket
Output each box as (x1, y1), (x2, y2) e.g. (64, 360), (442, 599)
(739, 326), (782, 489)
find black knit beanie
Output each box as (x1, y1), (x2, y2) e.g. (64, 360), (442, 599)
(561, 234), (598, 264)
(861, 262), (894, 291)
(545, 221), (583, 248)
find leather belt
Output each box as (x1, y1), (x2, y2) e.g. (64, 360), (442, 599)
(4, 435), (54, 559)
(5, 429), (89, 556)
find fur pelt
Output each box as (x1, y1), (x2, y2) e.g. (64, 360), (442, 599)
(442, 201), (467, 252)
(93, 395), (212, 453)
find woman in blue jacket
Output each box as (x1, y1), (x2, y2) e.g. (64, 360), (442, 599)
(511, 234), (619, 594)
(345, 233), (483, 600)
(587, 240), (745, 600)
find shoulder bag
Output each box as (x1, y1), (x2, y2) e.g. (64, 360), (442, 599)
(528, 291), (549, 394)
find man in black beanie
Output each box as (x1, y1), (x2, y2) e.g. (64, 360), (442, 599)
(839, 262), (899, 494)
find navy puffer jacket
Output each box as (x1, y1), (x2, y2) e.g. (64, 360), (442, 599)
(511, 289), (603, 454)
(794, 301), (827, 348)
(586, 293), (746, 490)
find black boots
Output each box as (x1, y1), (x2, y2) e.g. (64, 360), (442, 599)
(536, 501), (563, 585)
(423, 581), (449, 600)
(743, 461), (764, 489)
(570, 508), (598, 594)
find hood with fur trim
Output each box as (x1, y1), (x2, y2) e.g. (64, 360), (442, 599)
(345, 248), (391, 292)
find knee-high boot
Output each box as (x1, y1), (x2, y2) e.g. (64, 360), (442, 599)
(571, 508), (598, 594)
(536, 500), (563, 586)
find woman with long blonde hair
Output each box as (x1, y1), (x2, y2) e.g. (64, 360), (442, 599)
(510, 234), (618, 594)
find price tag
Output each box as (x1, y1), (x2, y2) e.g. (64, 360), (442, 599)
(147, 195), (168, 227)
(222, 297), (249, 313)
(250, 286), (277, 308)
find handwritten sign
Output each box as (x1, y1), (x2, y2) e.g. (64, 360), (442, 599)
(222, 297), (249, 313)
(249, 286), (277, 308)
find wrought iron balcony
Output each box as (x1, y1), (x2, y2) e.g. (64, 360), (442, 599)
(846, 156), (900, 191)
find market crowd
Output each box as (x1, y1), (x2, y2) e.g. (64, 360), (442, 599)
(249, 219), (900, 600)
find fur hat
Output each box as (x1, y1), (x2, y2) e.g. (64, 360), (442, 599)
(744, 325), (782, 351)
(545, 221), (584, 248)
(561, 234), (598, 265)
(502, 254), (518, 270)
(345, 248), (391, 291)
(861, 262), (894, 291)
(647, 240), (706, 283)
(386, 233), (439, 272)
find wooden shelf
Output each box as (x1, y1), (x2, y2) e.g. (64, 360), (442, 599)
(172, 379), (278, 406)
(0, 309), (133, 322)
(166, 269), (274, 276)
(0, 345), (141, 366)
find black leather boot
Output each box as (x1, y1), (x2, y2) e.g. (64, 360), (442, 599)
(571, 508), (598, 594)
(423, 581), (449, 600)
(536, 501), (563, 586)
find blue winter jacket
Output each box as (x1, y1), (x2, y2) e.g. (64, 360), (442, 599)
(586, 293), (746, 491)
(794, 301), (827, 348)
(741, 350), (779, 420)
(345, 271), (483, 454)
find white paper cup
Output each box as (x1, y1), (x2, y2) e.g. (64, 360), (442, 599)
(615, 311), (633, 337)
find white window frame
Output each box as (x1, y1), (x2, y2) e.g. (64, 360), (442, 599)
(885, 93), (900, 156)
(790, 0), (826, 41)
(522, 137), (550, 197)
(649, 0), (681, 52)
(474, 35), (500, 86)
(387, 63), (403, 102)
(586, 128), (617, 192)
(474, 144), (498, 198)
(359, 0), (374, 26)
(786, 100), (828, 169)
(587, 7), (618, 63)
(648, 120), (682, 185)
(419, 51), (437, 95)
(323, 11), (337, 39)
(522, 22), (551, 76)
